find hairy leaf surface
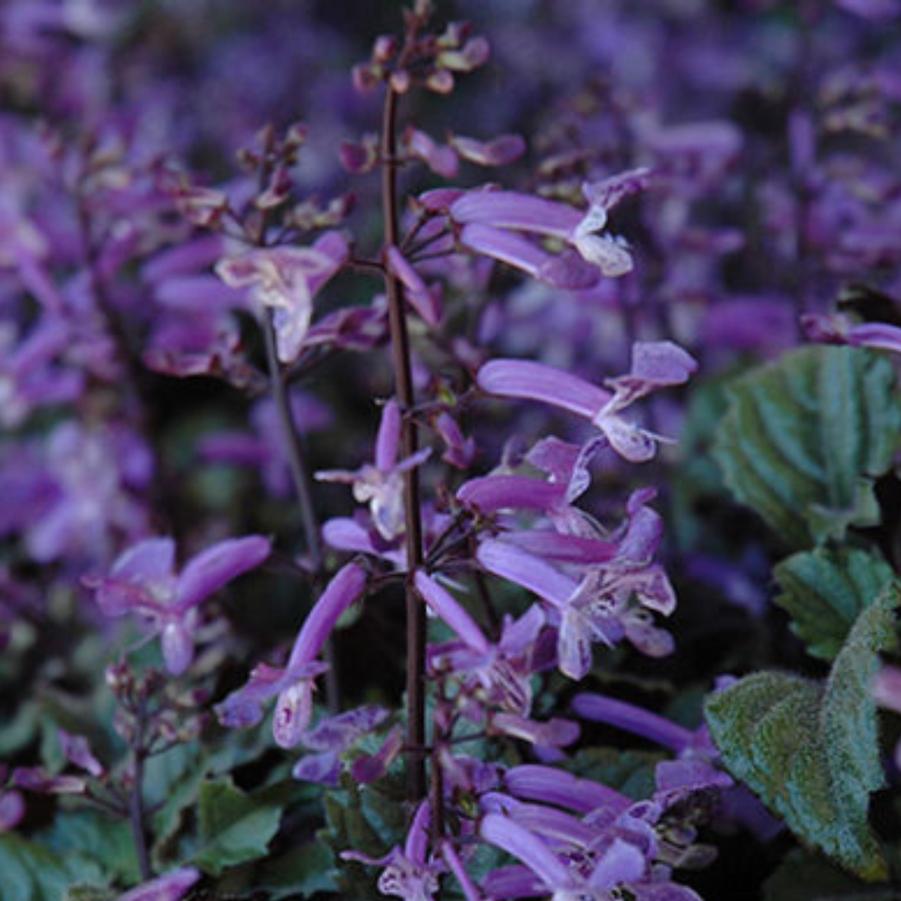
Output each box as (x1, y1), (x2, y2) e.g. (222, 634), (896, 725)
(705, 588), (898, 880)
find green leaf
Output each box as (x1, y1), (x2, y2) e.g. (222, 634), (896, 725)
(148, 723), (275, 868)
(193, 778), (283, 876)
(40, 808), (140, 886)
(318, 776), (407, 900)
(712, 346), (901, 549)
(0, 832), (103, 901)
(256, 839), (337, 899)
(705, 588), (899, 880)
(774, 547), (895, 660)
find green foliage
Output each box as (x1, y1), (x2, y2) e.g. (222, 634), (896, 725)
(256, 839), (338, 898)
(147, 723), (275, 869)
(40, 809), (141, 886)
(774, 546), (895, 660)
(193, 778), (284, 876)
(318, 774), (407, 899)
(705, 588), (899, 880)
(712, 346), (901, 549)
(0, 832), (104, 901)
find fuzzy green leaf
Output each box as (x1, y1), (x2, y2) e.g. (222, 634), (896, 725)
(713, 346), (901, 549)
(193, 778), (283, 876)
(705, 588), (898, 880)
(774, 547), (895, 660)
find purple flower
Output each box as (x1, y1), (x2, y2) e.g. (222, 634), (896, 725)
(341, 801), (443, 901)
(450, 168), (651, 283)
(477, 341), (697, 462)
(24, 422), (152, 565)
(503, 764), (631, 816)
(385, 246), (443, 326)
(0, 315), (83, 429)
(0, 789), (25, 833)
(58, 730), (104, 778)
(433, 412), (476, 469)
(803, 312), (901, 356)
(216, 563), (367, 747)
(449, 133), (526, 167)
(87, 534), (271, 675)
(215, 231), (348, 363)
(477, 534), (675, 679)
(291, 704), (390, 786)
(457, 436), (609, 536)
(317, 400), (431, 541)
(405, 128), (459, 178)
(10, 767), (86, 795)
(418, 570), (543, 715)
(116, 867), (201, 901)
(457, 222), (601, 290)
(480, 813), (647, 900)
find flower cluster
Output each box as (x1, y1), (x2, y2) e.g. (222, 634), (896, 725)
(2, 1), (900, 899)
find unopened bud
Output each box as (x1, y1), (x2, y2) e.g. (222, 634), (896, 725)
(372, 35), (397, 63)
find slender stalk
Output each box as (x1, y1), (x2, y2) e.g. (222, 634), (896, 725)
(128, 705), (151, 882)
(261, 312), (323, 572)
(381, 84), (427, 803)
(261, 309), (339, 712)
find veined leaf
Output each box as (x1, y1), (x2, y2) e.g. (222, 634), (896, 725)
(193, 778), (283, 876)
(713, 346), (901, 549)
(774, 547), (895, 661)
(705, 587), (898, 880)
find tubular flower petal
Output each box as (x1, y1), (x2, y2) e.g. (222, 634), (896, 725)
(88, 535), (271, 676)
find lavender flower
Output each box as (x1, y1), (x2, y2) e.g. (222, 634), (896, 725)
(480, 813), (648, 900)
(477, 532), (675, 679)
(216, 562), (366, 747)
(317, 400), (431, 541)
(116, 867), (200, 901)
(418, 570), (542, 715)
(478, 342), (697, 462)
(450, 167), (651, 282)
(215, 231), (348, 363)
(803, 312), (901, 356)
(88, 534), (272, 675)
(341, 801), (443, 901)
(291, 704), (390, 785)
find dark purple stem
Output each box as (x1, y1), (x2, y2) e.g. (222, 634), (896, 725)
(261, 309), (340, 713)
(381, 83), (427, 804)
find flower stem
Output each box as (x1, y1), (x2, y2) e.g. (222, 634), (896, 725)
(128, 705), (151, 882)
(381, 84), (427, 803)
(261, 309), (339, 712)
